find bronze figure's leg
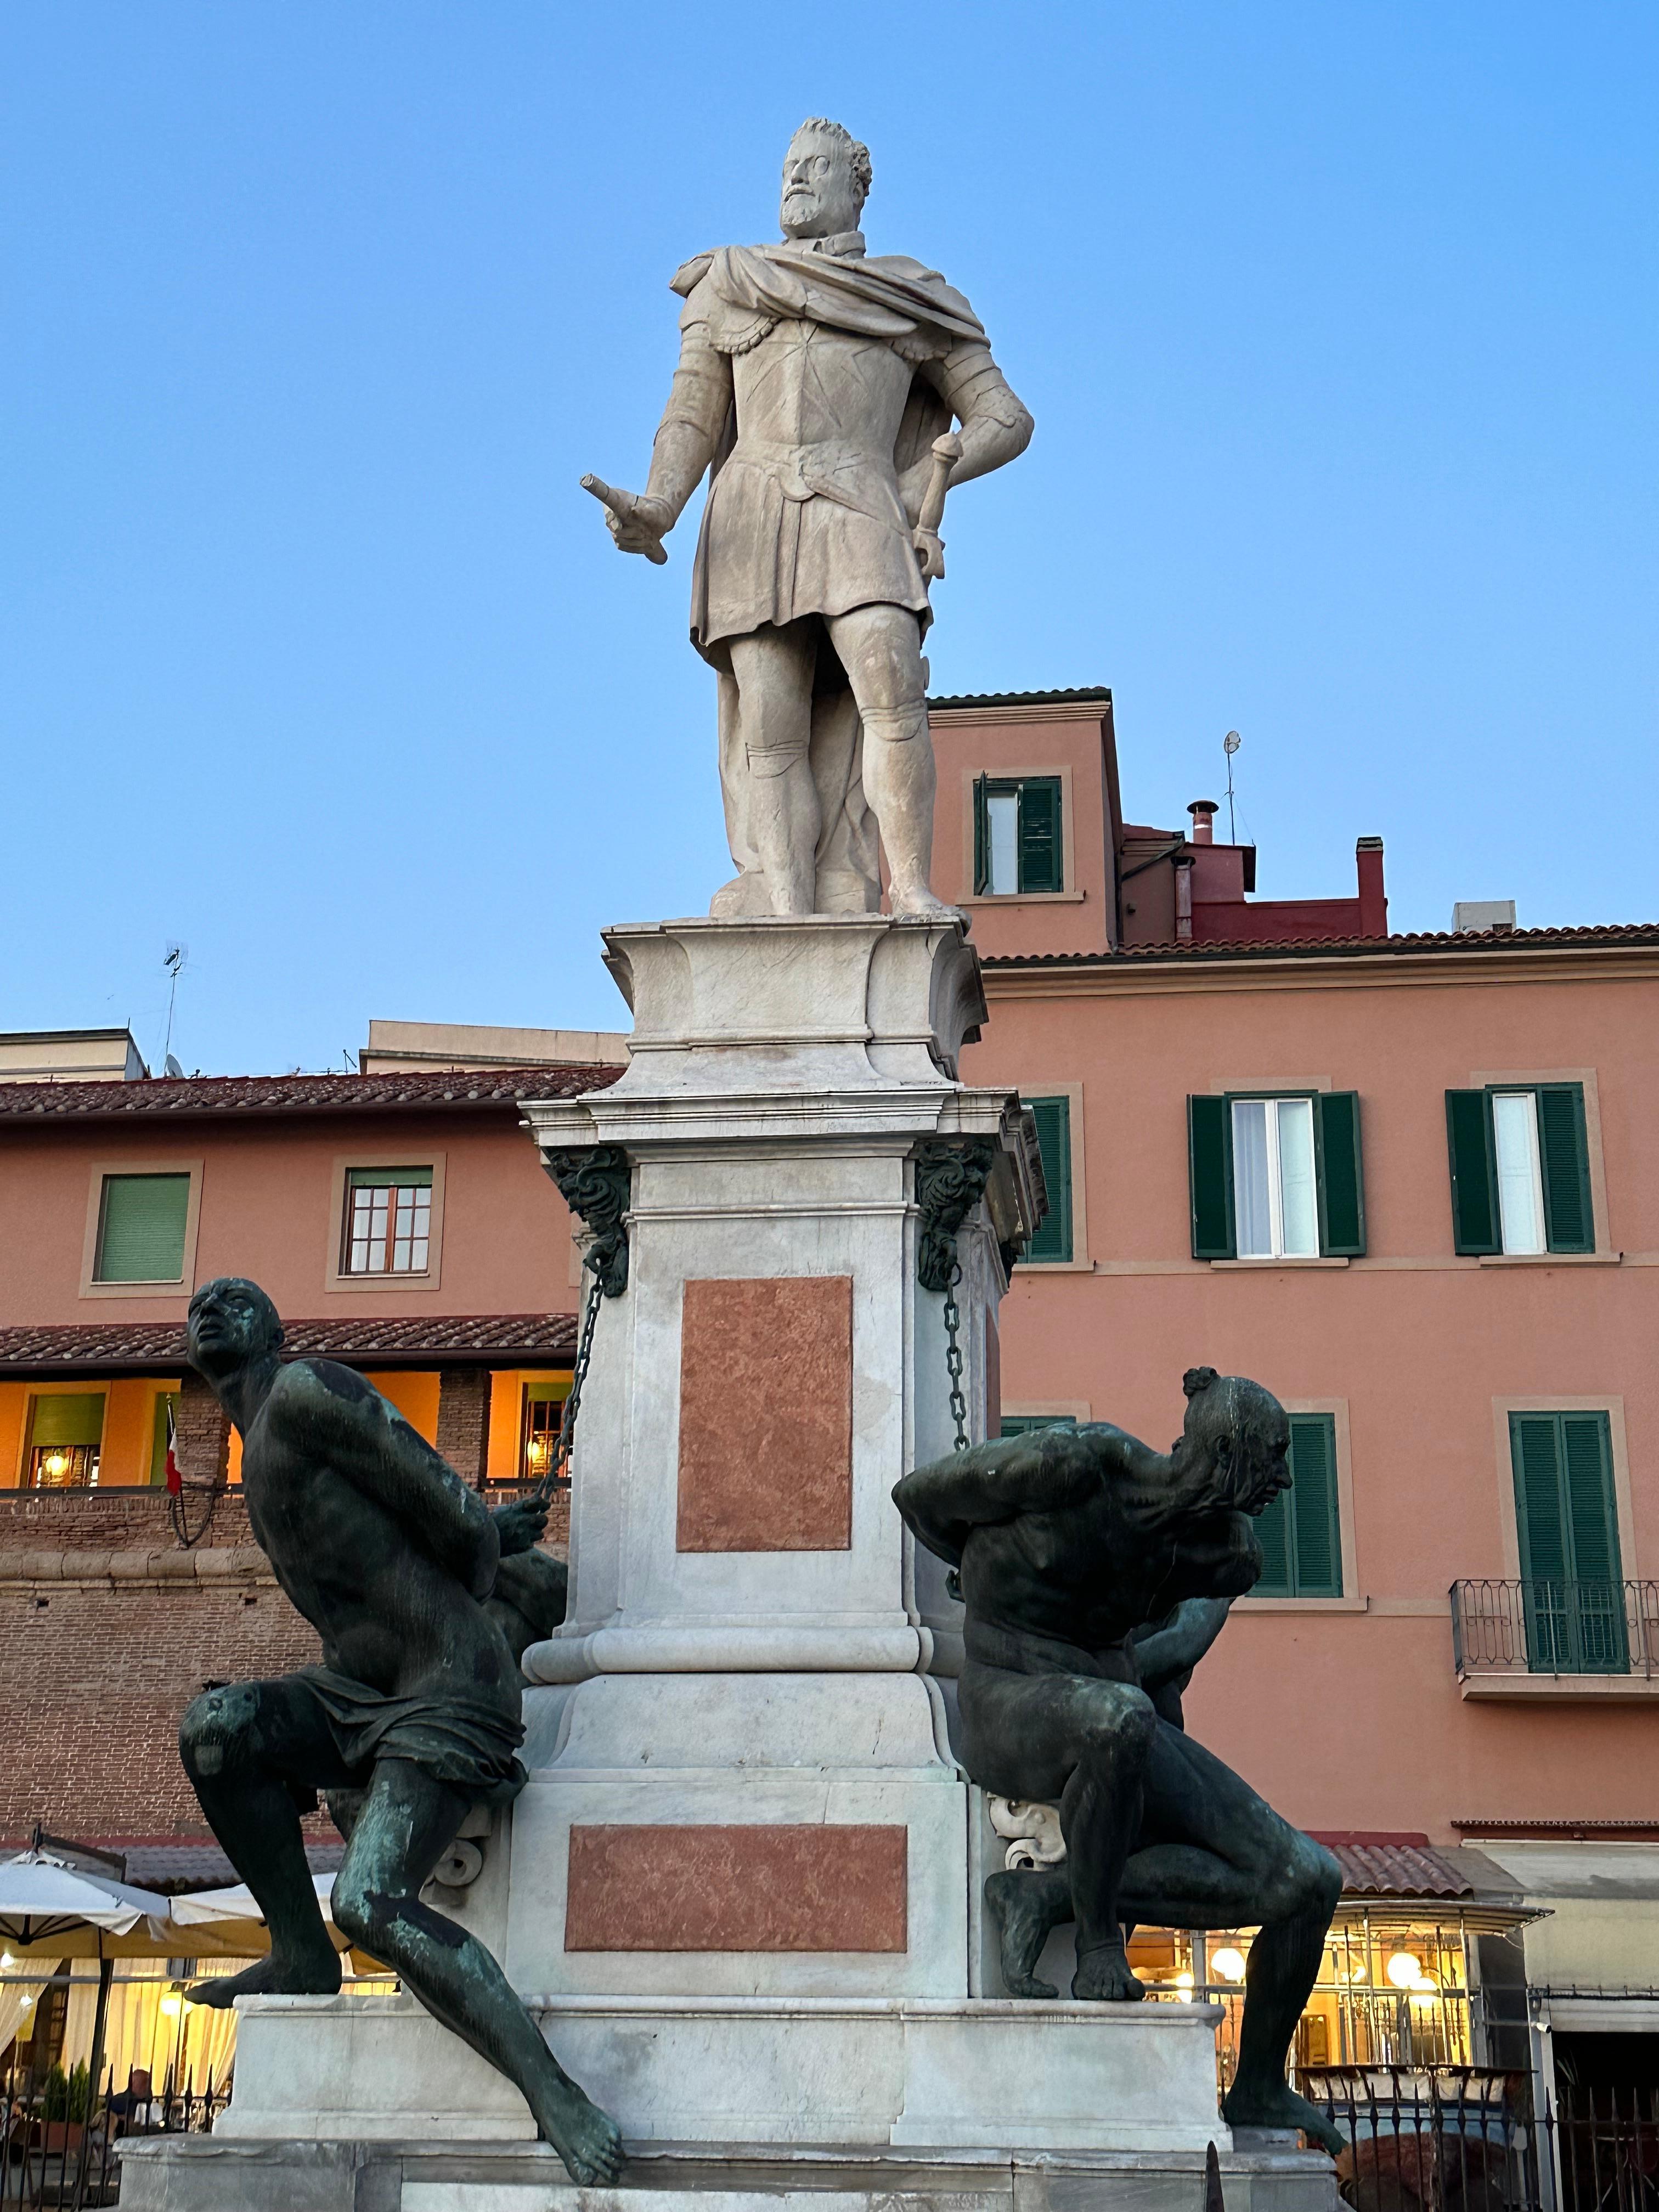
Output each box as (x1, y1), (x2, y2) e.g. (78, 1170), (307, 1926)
(960, 1661), (1156, 2001)
(330, 1758), (625, 2186)
(1120, 1722), (1344, 2151)
(984, 1865), (1074, 1998)
(177, 1678), (352, 2006)
(826, 604), (955, 918)
(727, 622), (819, 915)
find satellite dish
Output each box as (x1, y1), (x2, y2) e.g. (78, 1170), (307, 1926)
(164, 1054), (184, 1079)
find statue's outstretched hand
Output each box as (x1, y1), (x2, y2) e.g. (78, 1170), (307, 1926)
(493, 1494), (550, 1556)
(580, 475), (670, 564)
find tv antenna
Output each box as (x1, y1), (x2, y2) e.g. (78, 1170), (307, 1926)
(162, 943), (188, 1070)
(1223, 731), (1242, 844)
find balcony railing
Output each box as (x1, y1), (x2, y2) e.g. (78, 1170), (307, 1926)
(1451, 1578), (1659, 1678)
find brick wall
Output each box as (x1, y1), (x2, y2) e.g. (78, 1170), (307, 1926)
(0, 1483), (568, 1844)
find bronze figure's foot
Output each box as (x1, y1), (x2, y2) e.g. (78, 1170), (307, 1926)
(186, 1948), (342, 2009)
(1222, 2080), (1344, 2156)
(984, 1869), (1060, 1998)
(531, 2078), (627, 2185)
(1072, 1942), (1146, 2002)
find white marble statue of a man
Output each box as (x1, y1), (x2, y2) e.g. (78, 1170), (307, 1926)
(589, 119), (1032, 918)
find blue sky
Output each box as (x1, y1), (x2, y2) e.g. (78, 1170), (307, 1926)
(4, 3), (1655, 1073)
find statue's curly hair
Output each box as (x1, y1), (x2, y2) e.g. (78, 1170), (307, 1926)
(794, 117), (872, 212)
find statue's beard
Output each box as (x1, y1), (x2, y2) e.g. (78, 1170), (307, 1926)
(783, 190), (823, 229)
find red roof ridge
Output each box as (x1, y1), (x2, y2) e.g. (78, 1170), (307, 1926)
(985, 922), (1659, 967)
(0, 1065), (623, 1119)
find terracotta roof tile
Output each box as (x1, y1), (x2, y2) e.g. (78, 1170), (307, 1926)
(985, 923), (1659, 968)
(0, 1067), (621, 1121)
(1311, 1833), (1474, 1898)
(929, 686), (1113, 709)
(0, 1313), (578, 1373)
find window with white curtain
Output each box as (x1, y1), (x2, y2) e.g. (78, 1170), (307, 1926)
(1491, 1092), (1547, 1255)
(1230, 1097), (1318, 1258)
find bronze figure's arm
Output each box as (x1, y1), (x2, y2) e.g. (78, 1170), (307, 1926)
(893, 1427), (1093, 1567)
(285, 1365), (501, 1598)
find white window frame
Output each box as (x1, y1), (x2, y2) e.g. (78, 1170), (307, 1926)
(1229, 1095), (1318, 1260)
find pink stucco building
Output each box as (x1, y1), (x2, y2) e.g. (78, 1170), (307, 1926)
(932, 688), (1659, 2098)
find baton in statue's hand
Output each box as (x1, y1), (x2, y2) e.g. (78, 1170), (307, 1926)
(913, 431), (962, 585)
(581, 473), (669, 564)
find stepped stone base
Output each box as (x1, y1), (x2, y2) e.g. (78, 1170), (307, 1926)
(120, 2135), (1338, 2212)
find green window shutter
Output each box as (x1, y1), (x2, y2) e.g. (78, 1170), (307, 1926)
(1561, 1413), (1621, 1582)
(1511, 1414), (1567, 1584)
(1561, 1412), (1624, 1669)
(29, 1393), (106, 1448)
(1316, 1093), (1366, 1256)
(1288, 1413), (1342, 1596)
(95, 1173), (191, 1283)
(1024, 1097), (1073, 1262)
(1446, 1091), (1499, 1255)
(972, 776), (990, 895)
(1538, 1085), (1593, 1252)
(1254, 1490), (1292, 1594)
(347, 1165), (433, 1189)
(1017, 778), (1062, 893)
(1188, 1096), (1235, 1259)
(999, 1414), (1079, 1438)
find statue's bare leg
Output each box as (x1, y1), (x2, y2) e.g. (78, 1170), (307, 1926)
(826, 604), (958, 919)
(727, 624), (819, 915)
(178, 1680), (347, 2005)
(331, 1758), (624, 2186)
(960, 1661), (1155, 2000)
(1119, 1722), (1344, 2152)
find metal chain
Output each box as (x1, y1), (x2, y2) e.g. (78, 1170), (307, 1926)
(943, 1259), (969, 1453)
(533, 1278), (601, 1500)
(168, 1478), (224, 1551)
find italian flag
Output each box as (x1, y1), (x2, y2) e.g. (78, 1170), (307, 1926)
(165, 1400), (182, 1495)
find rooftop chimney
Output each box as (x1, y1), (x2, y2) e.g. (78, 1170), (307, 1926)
(1453, 900), (1517, 935)
(1355, 837), (1387, 938)
(1187, 800), (1218, 846)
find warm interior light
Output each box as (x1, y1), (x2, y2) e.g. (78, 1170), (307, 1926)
(1211, 1946), (1248, 1983)
(18, 1995), (31, 2011)
(1172, 1970), (1195, 1991)
(525, 1438), (547, 1467)
(1386, 1950), (1424, 1990)
(44, 1451), (69, 1480)
(0, 1950), (13, 1968)
(160, 1994), (182, 2018)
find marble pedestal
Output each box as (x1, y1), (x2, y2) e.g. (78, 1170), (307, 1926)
(142, 918), (1333, 2211)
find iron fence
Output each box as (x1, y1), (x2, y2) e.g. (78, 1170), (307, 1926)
(1450, 1581), (1659, 1679)
(1, 2053), (228, 2211)
(1305, 2067), (1540, 2210)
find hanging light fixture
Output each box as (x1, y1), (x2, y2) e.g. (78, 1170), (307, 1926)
(1211, 1946), (1248, 1983)
(1385, 1949), (1424, 1990)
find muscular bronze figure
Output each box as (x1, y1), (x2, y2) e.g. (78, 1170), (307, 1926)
(177, 1277), (623, 2185)
(893, 1368), (1343, 2150)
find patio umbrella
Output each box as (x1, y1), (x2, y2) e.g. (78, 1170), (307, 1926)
(0, 1852), (171, 1950)
(171, 1873), (346, 1952)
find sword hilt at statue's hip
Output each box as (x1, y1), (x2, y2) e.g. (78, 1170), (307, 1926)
(913, 431), (962, 585)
